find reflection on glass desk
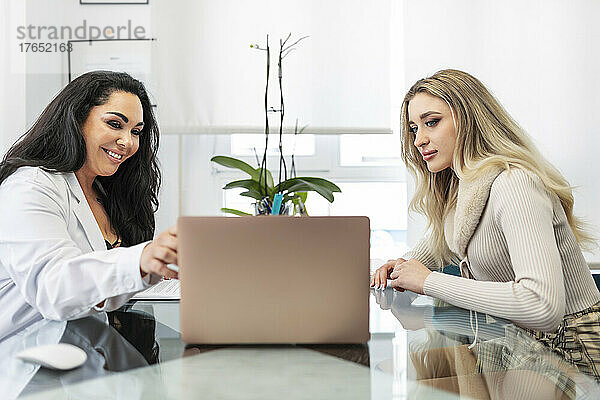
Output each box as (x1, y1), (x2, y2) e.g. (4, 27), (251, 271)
(1, 290), (599, 399)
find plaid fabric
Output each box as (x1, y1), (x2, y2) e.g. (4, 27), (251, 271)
(476, 326), (578, 399)
(523, 301), (600, 380)
(475, 301), (600, 399)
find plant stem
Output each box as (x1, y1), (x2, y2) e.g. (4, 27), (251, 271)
(258, 35), (270, 200)
(277, 36), (288, 190)
(252, 147), (260, 167)
(291, 118), (298, 178)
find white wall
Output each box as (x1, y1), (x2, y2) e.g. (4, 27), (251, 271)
(21, 0), (152, 125)
(0, 1), (27, 154)
(402, 0), (600, 263)
(149, 0), (392, 134)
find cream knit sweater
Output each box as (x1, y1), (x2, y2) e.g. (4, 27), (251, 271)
(404, 168), (600, 332)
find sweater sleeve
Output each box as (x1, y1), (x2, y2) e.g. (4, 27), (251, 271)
(402, 234), (443, 271)
(422, 170), (566, 332)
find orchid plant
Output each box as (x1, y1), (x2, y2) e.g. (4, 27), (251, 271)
(211, 155), (340, 216)
(213, 33), (341, 216)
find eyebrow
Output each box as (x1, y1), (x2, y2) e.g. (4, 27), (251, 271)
(107, 111), (144, 127)
(408, 111), (442, 124)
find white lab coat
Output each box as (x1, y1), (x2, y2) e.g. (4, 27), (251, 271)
(0, 166), (159, 341)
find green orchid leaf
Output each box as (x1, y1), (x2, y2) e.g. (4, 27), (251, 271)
(213, 155), (340, 207)
(282, 179), (334, 202)
(295, 177), (341, 192)
(274, 178), (299, 193)
(279, 180), (335, 202)
(283, 182), (313, 193)
(211, 156), (256, 177)
(240, 190), (264, 201)
(223, 179), (261, 192)
(253, 167), (275, 191)
(274, 177), (340, 194)
(301, 184), (334, 203)
(220, 208), (252, 216)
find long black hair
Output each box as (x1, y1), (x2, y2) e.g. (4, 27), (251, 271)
(0, 71), (161, 245)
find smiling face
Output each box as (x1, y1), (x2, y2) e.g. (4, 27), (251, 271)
(407, 92), (457, 173)
(79, 91), (144, 179)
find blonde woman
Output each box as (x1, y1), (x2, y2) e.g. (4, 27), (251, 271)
(370, 69), (600, 379)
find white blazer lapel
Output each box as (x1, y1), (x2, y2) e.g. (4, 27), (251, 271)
(64, 173), (106, 251)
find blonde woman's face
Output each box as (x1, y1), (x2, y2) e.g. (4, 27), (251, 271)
(407, 92), (457, 173)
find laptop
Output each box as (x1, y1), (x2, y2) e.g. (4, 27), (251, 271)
(178, 216), (370, 344)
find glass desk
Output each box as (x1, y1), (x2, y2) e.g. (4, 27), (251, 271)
(2, 289), (599, 399)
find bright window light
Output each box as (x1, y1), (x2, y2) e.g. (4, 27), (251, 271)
(231, 134), (315, 157)
(340, 134), (403, 166)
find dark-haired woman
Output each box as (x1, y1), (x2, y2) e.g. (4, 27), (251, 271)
(0, 71), (177, 341)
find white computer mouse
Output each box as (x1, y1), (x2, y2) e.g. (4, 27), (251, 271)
(16, 343), (87, 370)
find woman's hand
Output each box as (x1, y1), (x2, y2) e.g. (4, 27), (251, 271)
(389, 259), (431, 295)
(370, 258), (406, 289)
(140, 225), (178, 279)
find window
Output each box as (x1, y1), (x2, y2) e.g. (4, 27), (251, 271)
(230, 133), (315, 157)
(340, 134), (403, 167)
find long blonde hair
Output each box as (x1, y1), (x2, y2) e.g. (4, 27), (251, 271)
(401, 69), (595, 265)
